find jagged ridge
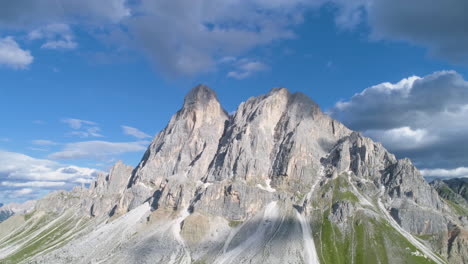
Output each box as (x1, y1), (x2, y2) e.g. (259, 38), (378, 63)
(0, 85), (467, 264)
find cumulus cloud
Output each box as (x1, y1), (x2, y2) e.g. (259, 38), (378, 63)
(0, 151), (99, 181)
(364, 127), (437, 151)
(330, 70), (468, 171)
(0, 36), (33, 69)
(0, 151), (100, 203)
(121, 125), (151, 139)
(29, 23), (78, 50)
(227, 59), (269, 80)
(49, 140), (150, 160)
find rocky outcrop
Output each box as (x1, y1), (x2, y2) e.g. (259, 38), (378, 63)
(446, 225), (468, 264)
(87, 161), (134, 217)
(321, 131), (449, 234)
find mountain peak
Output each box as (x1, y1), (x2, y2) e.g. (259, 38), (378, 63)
(183, 84), (219, 108)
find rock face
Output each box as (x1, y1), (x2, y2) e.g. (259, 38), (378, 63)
(0, 85), (467, 264)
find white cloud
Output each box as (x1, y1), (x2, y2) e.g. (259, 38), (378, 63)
(0, 151), (99, 181)
(0, 150), (100, 203)
(49, 140), (150, 160)
(14, 188), (33, 196)
(331, 70), (468, 170)
(121, 125), (152, 139)
(0, 36), (33, 69)
(32, 139), (57, 146)
(420, 167), (468, 178)
(73, 178), (94, 184)
(227, 59), (268, 80)
(364, 127), (436, 151)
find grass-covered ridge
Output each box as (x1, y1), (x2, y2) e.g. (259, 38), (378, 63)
(0, 211), (90, 264)
(311, 174), (438, 264)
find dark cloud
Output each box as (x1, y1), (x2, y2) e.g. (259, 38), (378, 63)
(61, 167), (78, 174)
(367, 0), (468, 63)
(333, 71), (468, 130)
(126, 0), (309, 76)
(0, 0), (129, 28)
(331, 71), (468, 170)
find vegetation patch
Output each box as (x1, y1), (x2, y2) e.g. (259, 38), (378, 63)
(311, 174), (439, 264)
(443, 198), (468, 216)
(1, 215), (85, 264)
(23, 211), (35, 221)
(228, 220), (243, 228)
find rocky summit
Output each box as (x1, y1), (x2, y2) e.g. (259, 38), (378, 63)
(0, 85), (467, 264)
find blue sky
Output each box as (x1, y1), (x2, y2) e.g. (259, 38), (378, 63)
(1, 0), (468, 204)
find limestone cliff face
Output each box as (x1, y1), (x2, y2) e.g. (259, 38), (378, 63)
(118, 87), (353, 221)
(121, 84), (229, 213)
(4, 85), (467, 264)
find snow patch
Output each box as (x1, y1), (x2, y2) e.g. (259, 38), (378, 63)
(168, 208), (191, 264)
(216, 201), (279, 264)
(256, 178), (276, 192)
(296, 211), (320, 264)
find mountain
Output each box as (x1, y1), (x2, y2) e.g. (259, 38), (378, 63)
(0, 200), (36, 223)
(441, 178), (468, 201)
(431, 178), (468, 216)
(0, 85), (467, 264)
(0, 205), (11, 223)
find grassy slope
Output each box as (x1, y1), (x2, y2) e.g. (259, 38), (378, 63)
(311, 175), (438, 264)
(432, 180), (467, 216)
(0, 211), (89, 263)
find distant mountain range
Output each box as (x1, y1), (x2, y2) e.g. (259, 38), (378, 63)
(0, 86), (466, 263)
(0, 200), (36, 223)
